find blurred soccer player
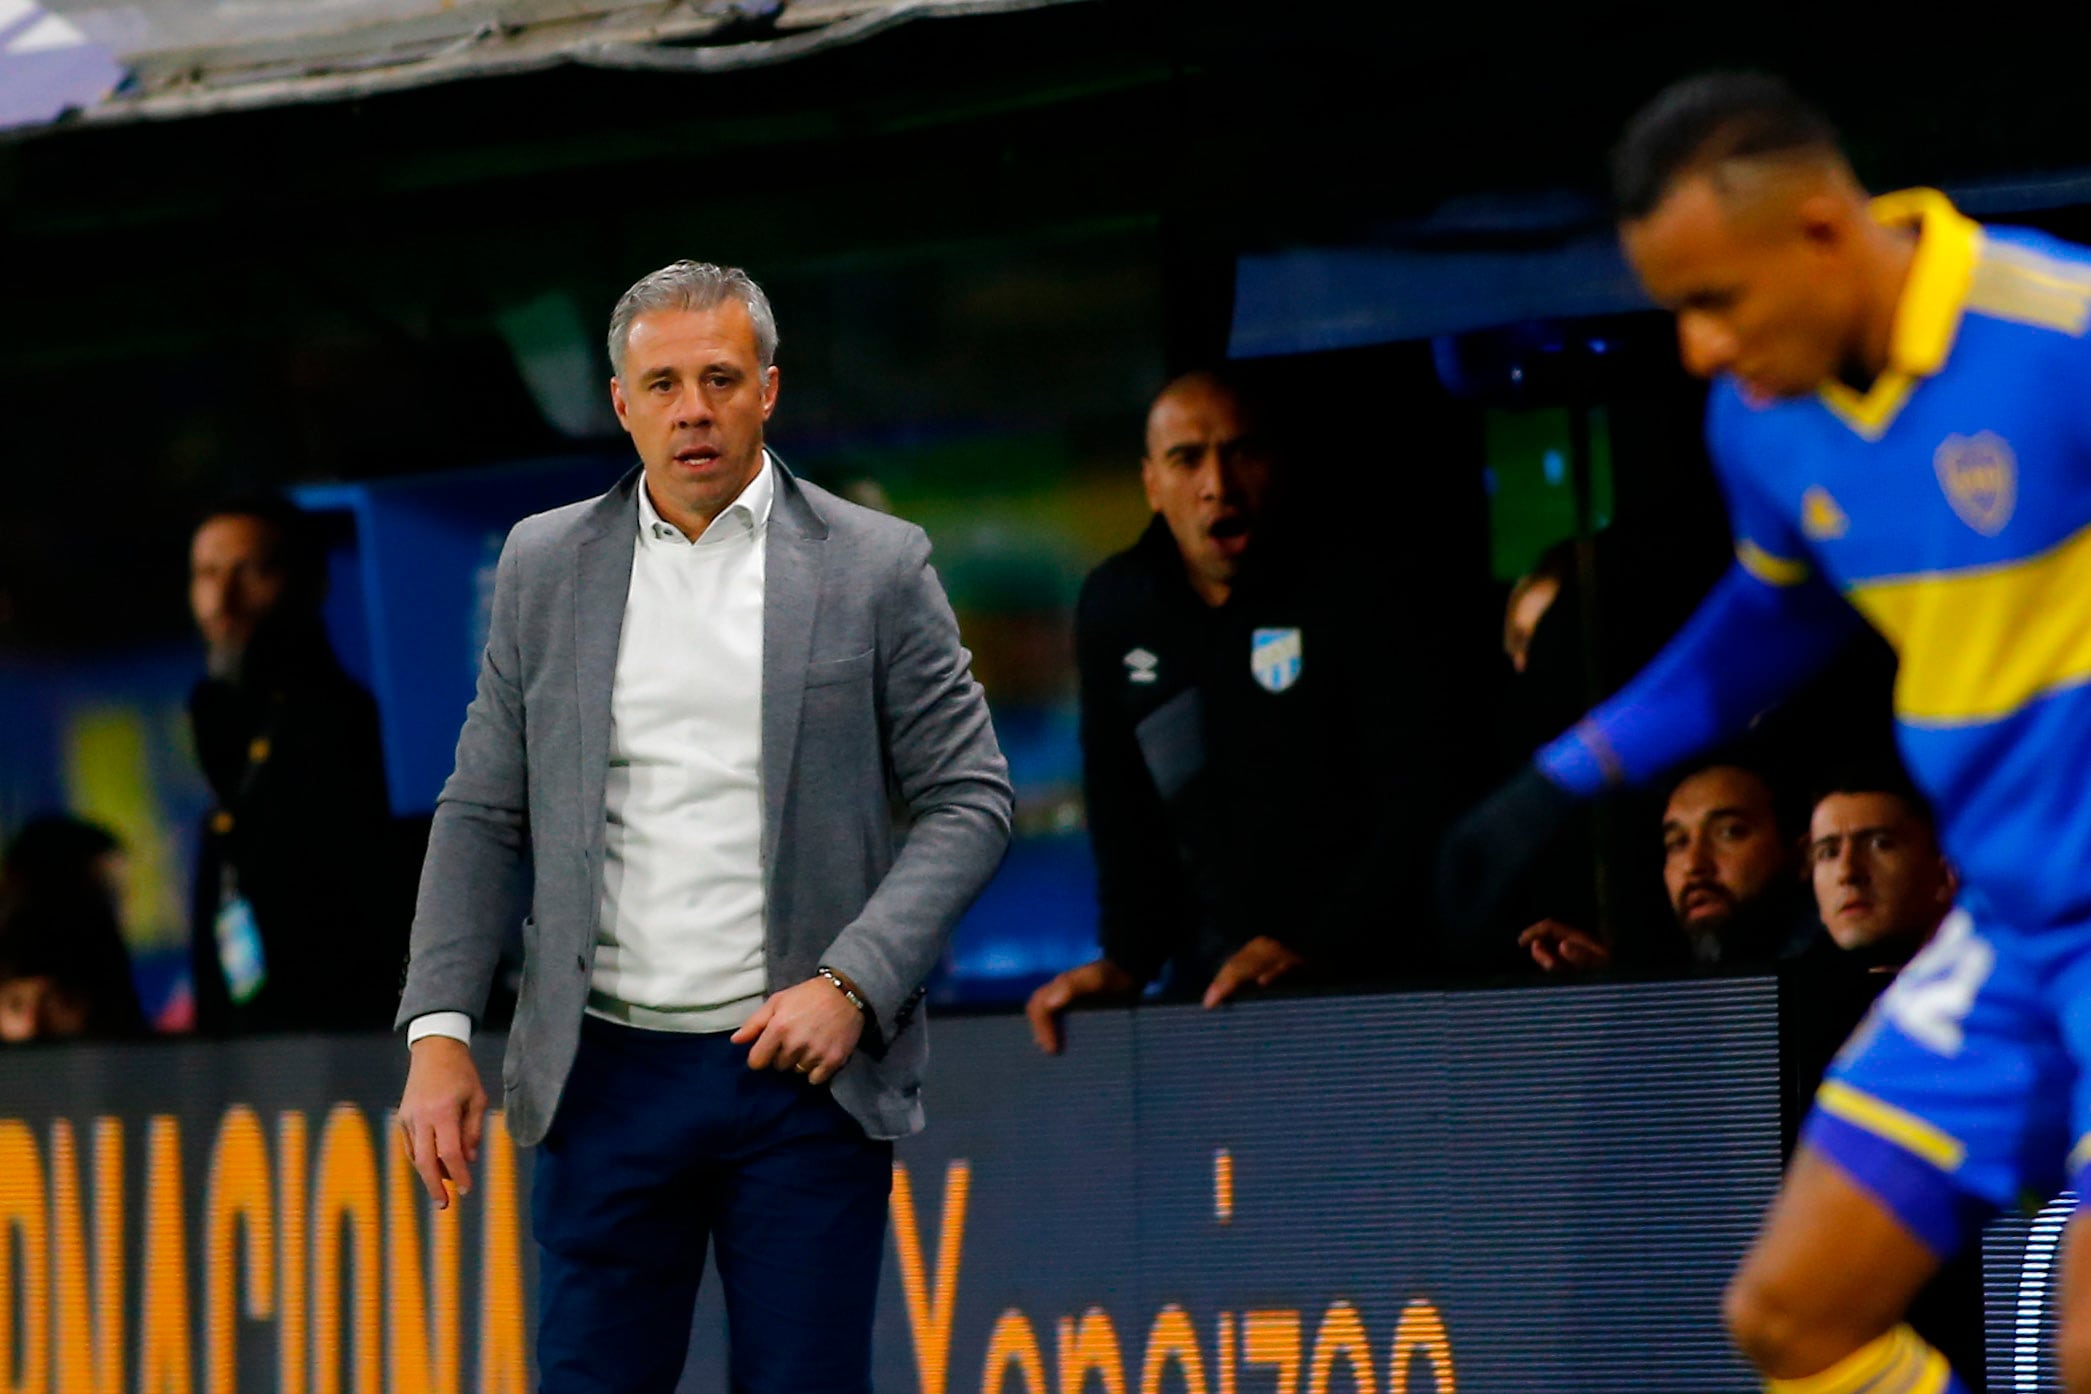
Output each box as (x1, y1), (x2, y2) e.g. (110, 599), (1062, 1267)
(1442, 72), (2091, 1392)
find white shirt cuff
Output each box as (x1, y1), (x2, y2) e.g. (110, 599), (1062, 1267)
(406, 1011), (473, 1047)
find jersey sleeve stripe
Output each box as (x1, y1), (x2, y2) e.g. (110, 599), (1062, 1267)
(1814, 1081), (1967, 1173)
(1735, 539), (1811, 587)
(1966, 256), (2091, 335)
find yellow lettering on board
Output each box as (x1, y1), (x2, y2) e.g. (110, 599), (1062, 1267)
(0, 1120), (48, 1394)
(1306, 1303), (1373, 1394)
(980, 1311), (1047, 1394)
(475, 1114), (526, 1394)
(385, 1113), (459, 1394)
(206, 1107), (274, 1394)
(1056, 1309), (1125, 1394)
(278, 1114), (308, 1394)
(313, 1106), (379, 1394)
(1137, 1306), (1207, 1394)
(1214, 1313), (1235, 1394)
(1386, 1301), (1455, 1394)
(50, 1120), (122, 1394)
(890, 1161), (970, 1394)
(1242, 1311), (1301, 1394)
(138, 1118), (190, 1394)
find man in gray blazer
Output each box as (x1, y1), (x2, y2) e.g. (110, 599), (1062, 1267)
(394, 260), (1012, 1394)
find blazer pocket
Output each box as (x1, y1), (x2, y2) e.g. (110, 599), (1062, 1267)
(804, 648), (875, 689)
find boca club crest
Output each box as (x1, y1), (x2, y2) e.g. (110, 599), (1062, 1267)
(1934, 432), (2017, 537)
(1250, 627), (1303, 693)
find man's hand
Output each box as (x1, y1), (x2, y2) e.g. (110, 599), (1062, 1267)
(1518, 920), (1613, 973)
(397, 1036), (488, 1209)
(1025, 958), (1136, 1054)
(731, 976), (866, 1086)
(1202, 936), (1306, 1008)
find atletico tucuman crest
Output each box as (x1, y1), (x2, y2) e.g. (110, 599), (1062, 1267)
(1250, 628), (1303, 693)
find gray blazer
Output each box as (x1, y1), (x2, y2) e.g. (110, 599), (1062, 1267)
(396, 461), (1013, 1145)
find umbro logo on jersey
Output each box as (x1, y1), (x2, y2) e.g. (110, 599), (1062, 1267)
(1124, 648), (1159, 684)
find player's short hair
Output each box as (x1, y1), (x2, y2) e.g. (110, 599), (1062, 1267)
(1663, 750), (1803, 841)
(1611, 72), (1844, 220)
(608, 260), (779, 379)
(1810, 764), (1938, 834)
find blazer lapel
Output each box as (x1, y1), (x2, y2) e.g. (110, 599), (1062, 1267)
(574, 470), (640, 855)
(761, 458), (829, 878)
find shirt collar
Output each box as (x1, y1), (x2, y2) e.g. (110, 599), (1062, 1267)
(1814, 189), (1981, 439)
(636, 451), (776, 547)
(1869, 187), (1982, 379)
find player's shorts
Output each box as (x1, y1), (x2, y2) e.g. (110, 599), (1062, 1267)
(1801, 905), (2091, 1258)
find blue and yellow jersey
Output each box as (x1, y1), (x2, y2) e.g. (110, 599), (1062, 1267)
(1716, 189), (2091, 931)
(1542, 190), (2091, 932)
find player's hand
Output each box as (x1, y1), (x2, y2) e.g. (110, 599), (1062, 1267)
(1203, 936), (1306, 1008)
(732, 976), (866, 1086)
(1438, 765), (1582, 939)
(1025, 958), (1137, 1054)
(397, 1035), (488, 1209)
(1518, 920), (1612, 973)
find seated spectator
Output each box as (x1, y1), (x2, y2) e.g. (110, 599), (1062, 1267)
(1779, 770), (1979, 1383)
(1522, 757), (1812, 973)
(0, 814), (144, 1039)
(1027, 369), (1471, 1051)
(1781, 767), (1959, 1119)
(187, 494), (406, 1033)
(1805, 772), (1955, 961)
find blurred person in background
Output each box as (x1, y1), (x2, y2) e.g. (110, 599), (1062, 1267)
(1522, 757), (1811, 973)
(1028, 369), (1473, 1052)
(1502, 541), (1573, 677)
(0, 814), (144, 1038)
(187, 494), (405, 1032)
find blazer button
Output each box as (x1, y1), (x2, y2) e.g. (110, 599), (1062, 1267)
(575, 954), (588, 973)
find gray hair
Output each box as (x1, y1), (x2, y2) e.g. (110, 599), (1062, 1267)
(607, 260), (779, 379)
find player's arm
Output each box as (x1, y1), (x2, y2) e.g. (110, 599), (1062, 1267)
(1534, 558), (1857, 794)
(1440, 408), (1860, 933)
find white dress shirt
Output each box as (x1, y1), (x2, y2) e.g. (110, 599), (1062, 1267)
(409, 458), (775, 1047)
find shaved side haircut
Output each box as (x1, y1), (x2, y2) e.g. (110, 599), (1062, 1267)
(1612, 73), (1847, 220)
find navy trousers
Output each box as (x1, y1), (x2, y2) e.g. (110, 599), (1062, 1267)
(531, 1016), (894, 1394)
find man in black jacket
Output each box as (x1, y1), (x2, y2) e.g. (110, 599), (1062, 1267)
(1027, 371), (1468, 1051)
(187, 495), (405, 1032)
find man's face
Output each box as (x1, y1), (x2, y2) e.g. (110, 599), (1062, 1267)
(0, 976), (88, 1043)
(1623, 173), (1865, 401)
(190, 515), (289, 671)
(610, 302), (778, 537)
(1808, 792), (1955, 950)
(1141, 381), (1275, 600)
(1662, 766), (1794, 935)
